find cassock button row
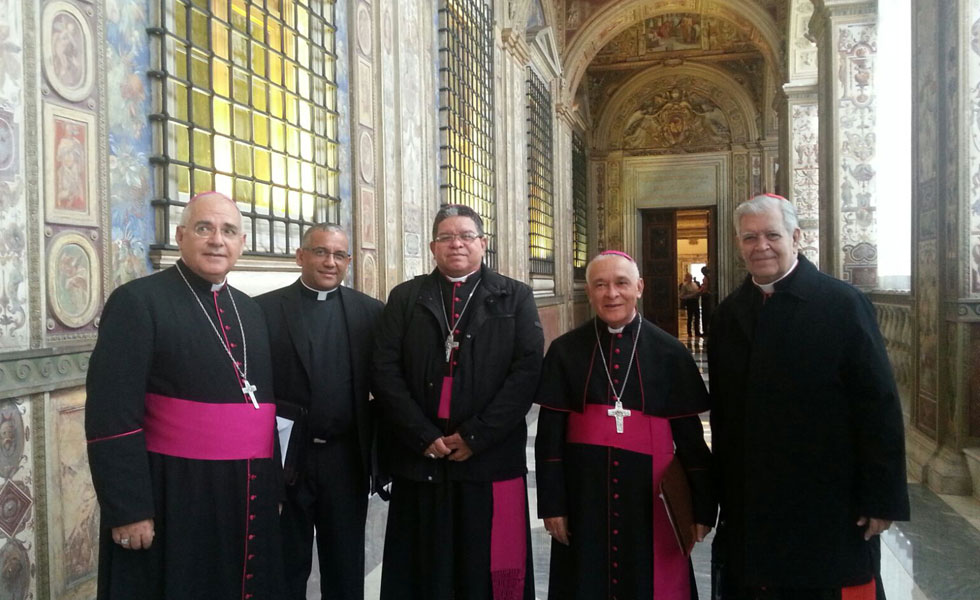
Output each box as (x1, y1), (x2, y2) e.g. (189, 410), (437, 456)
(454, 313), (460, 319)
(246, 573), (253, 580)
(613, 493), (620, 499)
(613, 512), (620, 517)
(617, 333), (623, 338)
(613, 579), (619, 585)
(250, 494), (256, 500)
(455, 282), (461, 287)
(249, 514), (256, 521)
(614, 348), (621, 354)
(613, 379), (620, 384)
(613, 562), (618, 569)
(230, 342), (237, 348)
(613, 529), (619, 535)
(613, 461), (620, 466)
(613, 478), (619, 483)
(612, 545), (618, 552)
(455, 297), (462, 302)
(225, 325), (231, 330)
(248, 554), (255, 560)
(455, 329), (461, 335)
(453, 361), (458, 366)
(613, 364), (620, 370)
(250, 474), (257, 480)
(248, 534), (255, 540)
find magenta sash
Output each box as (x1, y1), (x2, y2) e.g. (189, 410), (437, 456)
(490, 477), (528, 600)
(144, 393), (275, 460)
(567, 404), (690, 600)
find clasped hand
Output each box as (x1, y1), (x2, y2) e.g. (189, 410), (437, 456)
(423, 433), (473, 461)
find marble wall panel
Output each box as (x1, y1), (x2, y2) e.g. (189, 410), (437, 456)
(917, 239), (940, 436)
(971, 323), (980, 438)
(0, 0), (29, 351)
(968, 2), (980, 296)
(537, 304), (561, 351)
(0, 397), (35, 600)
(105, 0), (154, 287)
(337, 0), (352, 233)
(791, 101), (820, 262)
(398, 0), (427, 278)
(380, 0), (400, 293)
(46, 387), (97, 599)
(836, 23), (878, 288)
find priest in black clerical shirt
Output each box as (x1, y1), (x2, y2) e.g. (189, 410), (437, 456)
(535, 250), (714, 600)
(86, 191), (283, 599)
(256, 224), (383, 600)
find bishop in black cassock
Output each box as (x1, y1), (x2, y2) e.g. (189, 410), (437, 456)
(373, 205), (543, 600)
(85, 192), (283, 600)
(256, 225), (383, 600)
(535, 251), (714, 600)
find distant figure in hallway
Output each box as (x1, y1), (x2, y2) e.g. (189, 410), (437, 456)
(679, 272), (702, 337)
(535, 250), (714, 600)
(372, 204), (544, 600)
(708, 193), (910, 600)
(256, 224), (384, 600)
(698, 265), (713, 335)
(85, 191), (283, 599)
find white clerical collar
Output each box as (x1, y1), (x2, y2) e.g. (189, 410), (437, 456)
(753, 257), (799, 294)
(444, 269), (480, 283)
(606, 311), (637, 333)
(300, 278), (338, 301)
(210, 281), (226, 293)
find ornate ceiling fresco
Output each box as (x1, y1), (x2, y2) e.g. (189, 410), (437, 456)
(583, 10), (771, 126)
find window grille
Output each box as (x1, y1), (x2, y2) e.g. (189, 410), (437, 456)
(438, 0), (496, 269)
(572, 131), (588, 279)
(526, 68), (554, 276)
(150, 0), (340, 255)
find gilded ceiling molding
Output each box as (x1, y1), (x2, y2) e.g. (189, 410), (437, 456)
(560, 0), (783, 108)
(594, 62), (760, 151)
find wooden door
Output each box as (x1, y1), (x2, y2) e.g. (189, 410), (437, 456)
(641, 209), (678, 336)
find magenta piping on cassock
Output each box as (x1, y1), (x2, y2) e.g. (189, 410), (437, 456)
(566, 405), (691, 599)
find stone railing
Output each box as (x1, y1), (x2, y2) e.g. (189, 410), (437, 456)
(869, 295), (914, 401)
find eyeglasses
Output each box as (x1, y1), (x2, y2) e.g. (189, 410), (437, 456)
(184, 223), (240, 239)
(433, 232), (483, 244)
(304, 247), (350, 262)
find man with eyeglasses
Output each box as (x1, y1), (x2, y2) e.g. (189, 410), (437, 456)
(86, 191), (284, 599)
(373, 204), (544, 600)
(256, 224), (384, 600)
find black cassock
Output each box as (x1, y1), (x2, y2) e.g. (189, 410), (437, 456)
(85, 262), (283, 600)
(535, 315), (714, 600)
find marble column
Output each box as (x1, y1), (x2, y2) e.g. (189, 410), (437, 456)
(810, 0), (878, 287)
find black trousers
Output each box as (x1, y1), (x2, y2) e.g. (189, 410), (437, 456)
(280, 433), (368, 600)
(683, 299), (701, 335)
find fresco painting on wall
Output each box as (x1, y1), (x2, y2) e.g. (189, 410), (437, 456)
(42, 1), (96, 103)
(107, 0), (154, 286)
(44, 104), (98, 226)
(47, 232), (101, 329)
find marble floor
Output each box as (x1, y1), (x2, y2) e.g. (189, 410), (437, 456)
(307, 329), (980, 599)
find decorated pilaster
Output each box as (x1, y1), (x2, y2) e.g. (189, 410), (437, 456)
(783, 0), (820, 263)
(810, 0), (878, 287)
(493, 26), (531, 282)
(909, 0), (980, 497)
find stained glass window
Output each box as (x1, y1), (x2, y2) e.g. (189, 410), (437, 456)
(150, 0), (340, 255)
(526, 68), (554, 276)
(572, 131), (588, 279)
(438, 0), (496, 269)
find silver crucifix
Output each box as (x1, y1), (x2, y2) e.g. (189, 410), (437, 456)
(444, 334), (459, 362)
(242, 379), (260, 409)
(607, 399), (631, 434)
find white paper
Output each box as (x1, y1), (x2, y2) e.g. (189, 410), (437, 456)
(276, 416), (294, 467)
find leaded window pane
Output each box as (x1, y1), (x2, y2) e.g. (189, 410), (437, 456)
(438, 0), (497, 269)
(572, 131), (588, 279)
(527, 69), (554, 276)
(151, 0), (340, 255)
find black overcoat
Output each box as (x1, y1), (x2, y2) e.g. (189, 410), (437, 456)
(707, 255), (909, 590)
(255, 280), (384, 488)
(372, 266), (544, 483)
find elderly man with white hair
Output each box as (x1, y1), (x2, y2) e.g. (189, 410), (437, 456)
(708, 193), (909, 600)
(535, 250), (715, 600)
(86, 191), (284, 599)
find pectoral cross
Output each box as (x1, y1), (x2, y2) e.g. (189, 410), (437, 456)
(242, 379), (260, 409)
(444, 333), (459, 362)
(607, 399), (631, 434)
